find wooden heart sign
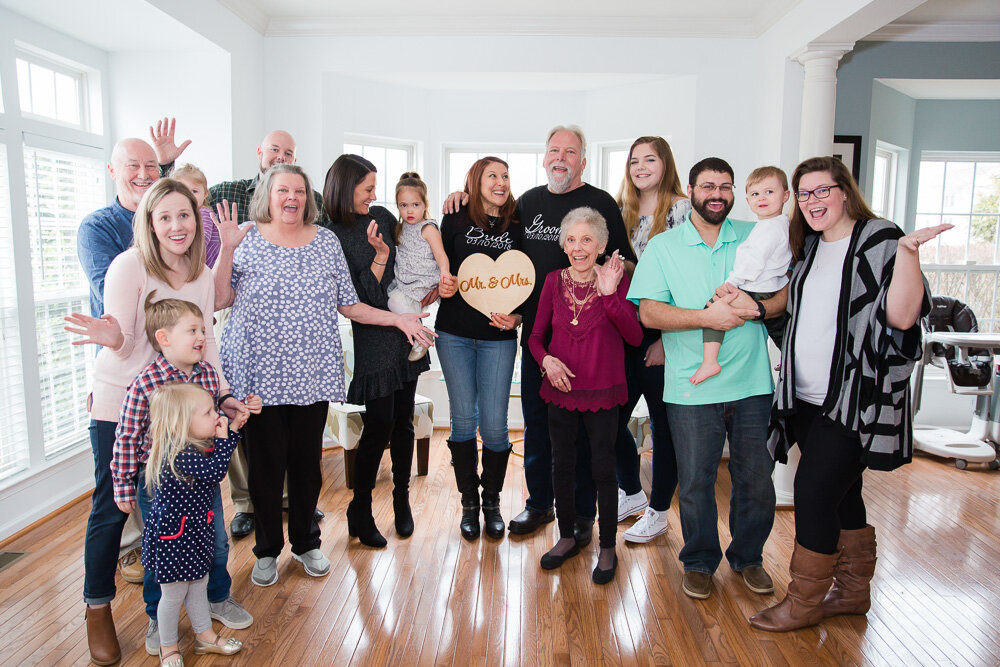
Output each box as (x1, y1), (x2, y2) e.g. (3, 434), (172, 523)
(456, 250), (535, 319)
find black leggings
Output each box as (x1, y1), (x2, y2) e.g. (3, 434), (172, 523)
(354, 381), (417, 500)
(549, 405), (619, 549)
(790, 400), (868, 554)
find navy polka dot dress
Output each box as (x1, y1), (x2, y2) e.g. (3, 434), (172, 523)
(141, 431), (240, 584)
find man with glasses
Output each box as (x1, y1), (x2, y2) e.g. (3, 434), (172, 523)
(627, 157), (787, 600)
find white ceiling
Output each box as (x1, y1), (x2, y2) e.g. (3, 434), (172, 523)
(865, 0), (1000, 41)
(877, 78), (1000, 100)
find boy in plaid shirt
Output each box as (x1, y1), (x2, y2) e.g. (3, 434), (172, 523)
(111, 294), (261, 652)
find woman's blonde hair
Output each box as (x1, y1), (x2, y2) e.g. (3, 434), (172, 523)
(144, 383), (214, 492)
(133, 179), (206, 285)
(172, 163), (212, 208)
(617, 136), (686, 250)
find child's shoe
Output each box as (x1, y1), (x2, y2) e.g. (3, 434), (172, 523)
(159, 648), (184, 666)
(193, 635), (243, 655)
(408, 342), (428, 361)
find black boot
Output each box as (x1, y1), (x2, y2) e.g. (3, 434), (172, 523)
(480, 446), (511, 539)
(448, 439), (480, 541)
(346, 495), (387, 548)
(393, 488), (414, 538)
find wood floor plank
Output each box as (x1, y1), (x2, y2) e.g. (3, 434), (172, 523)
(3, 430), (1000, 665)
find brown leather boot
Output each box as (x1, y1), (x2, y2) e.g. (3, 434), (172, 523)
(748, 542), (838, 632)
(85, 604), (121, 665)
(822, 525), (877, 617)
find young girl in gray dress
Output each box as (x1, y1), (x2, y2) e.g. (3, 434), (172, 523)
(389, 173), (450, 360)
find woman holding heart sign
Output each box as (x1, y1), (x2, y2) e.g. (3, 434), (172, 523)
(436, 157), (524, 541)
(529, 206), (643, 585)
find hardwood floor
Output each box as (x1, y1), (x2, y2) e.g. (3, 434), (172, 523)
(2, 428), (999, 666)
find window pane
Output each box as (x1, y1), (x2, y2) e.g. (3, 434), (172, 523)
(917, 161), (944, 213)
(940, 214), (969, 264)
(506, 153), (538, 199)
(344, 143), (362, 155)
(24, 147), (105, 459)
(29, 62), (57, 120)
(967, 271), (998, 326)
(16, 59), (31, 114)
(973, 163), (1000, 214)
(937, 271), (967, 304)
(0, 146), (30, 482)
(942, 162), (974, 214)
(872, 153), (888, 217)
(385, 148), (408, 190)
(915, 214), (941, 263)
(449, 152), (477, 195)
(970, 216), (998, 264)
(54, 71), (81, 125)
(604, 149), (628, 197)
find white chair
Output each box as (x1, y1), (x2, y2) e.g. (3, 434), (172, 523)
(627, 396), (653, 456)
(326, 325), (434, 488)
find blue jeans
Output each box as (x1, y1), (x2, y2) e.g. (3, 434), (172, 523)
(436, 331), (517, 452)
(520, 348), (596, 518)
(615, 331), (678, 510)
(666, 394), (775, 574)
(138, 473), (231, 619)
(83, 420), (129, 605)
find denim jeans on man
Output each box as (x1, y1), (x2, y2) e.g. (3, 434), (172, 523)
(667, 393), (775, 573)
(520, 348), (596, 517)
(83, 420), (130, 604)
(137, 467), (231, 618)
(436, 331), (517, 452)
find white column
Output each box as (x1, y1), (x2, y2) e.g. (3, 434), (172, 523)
(793, 43), (854, 161)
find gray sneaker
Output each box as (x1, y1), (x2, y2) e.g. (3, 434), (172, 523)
(145, 619), (159, 655)
(209, 596), (254, 629)
(251, 556), (279, 587)
(292, 549), (330, 577)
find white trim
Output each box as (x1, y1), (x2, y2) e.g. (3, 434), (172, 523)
(867, 22), (1000, 43)
(216, 0), (269, 35)
(0, 447), (93, 541)
(920, 151), (1000, 163)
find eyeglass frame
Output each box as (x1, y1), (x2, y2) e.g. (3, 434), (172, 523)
(795, 184), (841, 202)
(694, 182), (736, 194)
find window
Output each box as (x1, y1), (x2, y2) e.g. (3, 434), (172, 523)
(0, 145), (30, 482)
(344, 137), (416, 217)
(871, 144), (899, 220)
(599, 143), (631, 197)
(16, 50), (90, 130)
(24, 146), (104, 459)
(915, 153), (1000, 332)
(443, 148), (546, 200)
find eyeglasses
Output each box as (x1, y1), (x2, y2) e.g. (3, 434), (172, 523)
(695, 183), (735, 194)
(795, 184), (841, 202)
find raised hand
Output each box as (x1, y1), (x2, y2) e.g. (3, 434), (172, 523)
(899, 223), (953, 255)
(215, 200), (248, 250)
(149, 117), (191, 165)
(64, 312), (124, 350)
(594, 250), (623, 296)
(366, 220), (390, 262)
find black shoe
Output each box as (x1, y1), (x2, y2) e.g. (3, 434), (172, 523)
(481, 494), (504, 540)
(394, 491), (414, 538)
(480, 447), (511, 540)
(508, 507), (555, 535)
(540, 543), (580, 570)
(592, 555), (618, 585)
(346, 499), (387, 548)
(448, 439), (481, 541)
(230, 512), (254, 538)
(574, 517), (594, 547)
(460, 502), (481, 541)
(314, 508), (325, 522)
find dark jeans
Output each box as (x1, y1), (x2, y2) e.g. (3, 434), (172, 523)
(83, 420), (129, 605)
(243, 402), (328, 558)
(520, 349), (596, 518)
(137, 475), (231, 618)
(667, 394), (775, 574)
(789, 400), (868, 554)
(615, 331), (678, 510)
(549, 405), (619, 549)
(354, 381), (417, 499)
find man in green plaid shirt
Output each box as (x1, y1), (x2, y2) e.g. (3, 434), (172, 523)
(151, 118), (328, 538)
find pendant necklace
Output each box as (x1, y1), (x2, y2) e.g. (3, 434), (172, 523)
(562, 269), (595, 326)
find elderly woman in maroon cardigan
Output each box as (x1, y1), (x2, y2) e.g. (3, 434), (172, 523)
(529, 206), (643, 585)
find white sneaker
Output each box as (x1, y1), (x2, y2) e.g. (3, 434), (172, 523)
(617, 488), (649, 522)
(623, 507), (669, 544)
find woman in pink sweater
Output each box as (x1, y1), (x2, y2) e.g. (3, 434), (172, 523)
(64, 179), (248, 663)
(529, 206), (642, 585)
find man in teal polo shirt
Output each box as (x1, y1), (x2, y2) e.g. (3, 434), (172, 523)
(627, 157), (787, 601)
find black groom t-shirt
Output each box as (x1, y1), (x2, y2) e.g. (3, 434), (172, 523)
(516, 183), (635, 346)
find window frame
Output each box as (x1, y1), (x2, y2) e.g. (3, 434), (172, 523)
(15, 47), (93, 132)
(597, 141), (632, 197)
(440, 144), (547, 202)
(343, 134), (418, 216)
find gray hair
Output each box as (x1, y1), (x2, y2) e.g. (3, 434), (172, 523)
(249, 163), (318, 224)
(558, 207), (608, 249)
(546, 124), (587, 156)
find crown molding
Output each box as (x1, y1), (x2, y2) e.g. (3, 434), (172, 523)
(866, 21), (1000, 42)
(216, 0), (269, 35)
(262, 15), (760, 39)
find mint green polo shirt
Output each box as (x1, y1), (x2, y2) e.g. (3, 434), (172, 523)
(626, 216), (774, 405)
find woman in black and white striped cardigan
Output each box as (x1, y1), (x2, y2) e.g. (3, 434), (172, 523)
(749, 156), (951, 633)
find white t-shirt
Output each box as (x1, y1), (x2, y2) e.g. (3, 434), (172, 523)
(726, 213), (792, 293)
(794, 234), (852, 405)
